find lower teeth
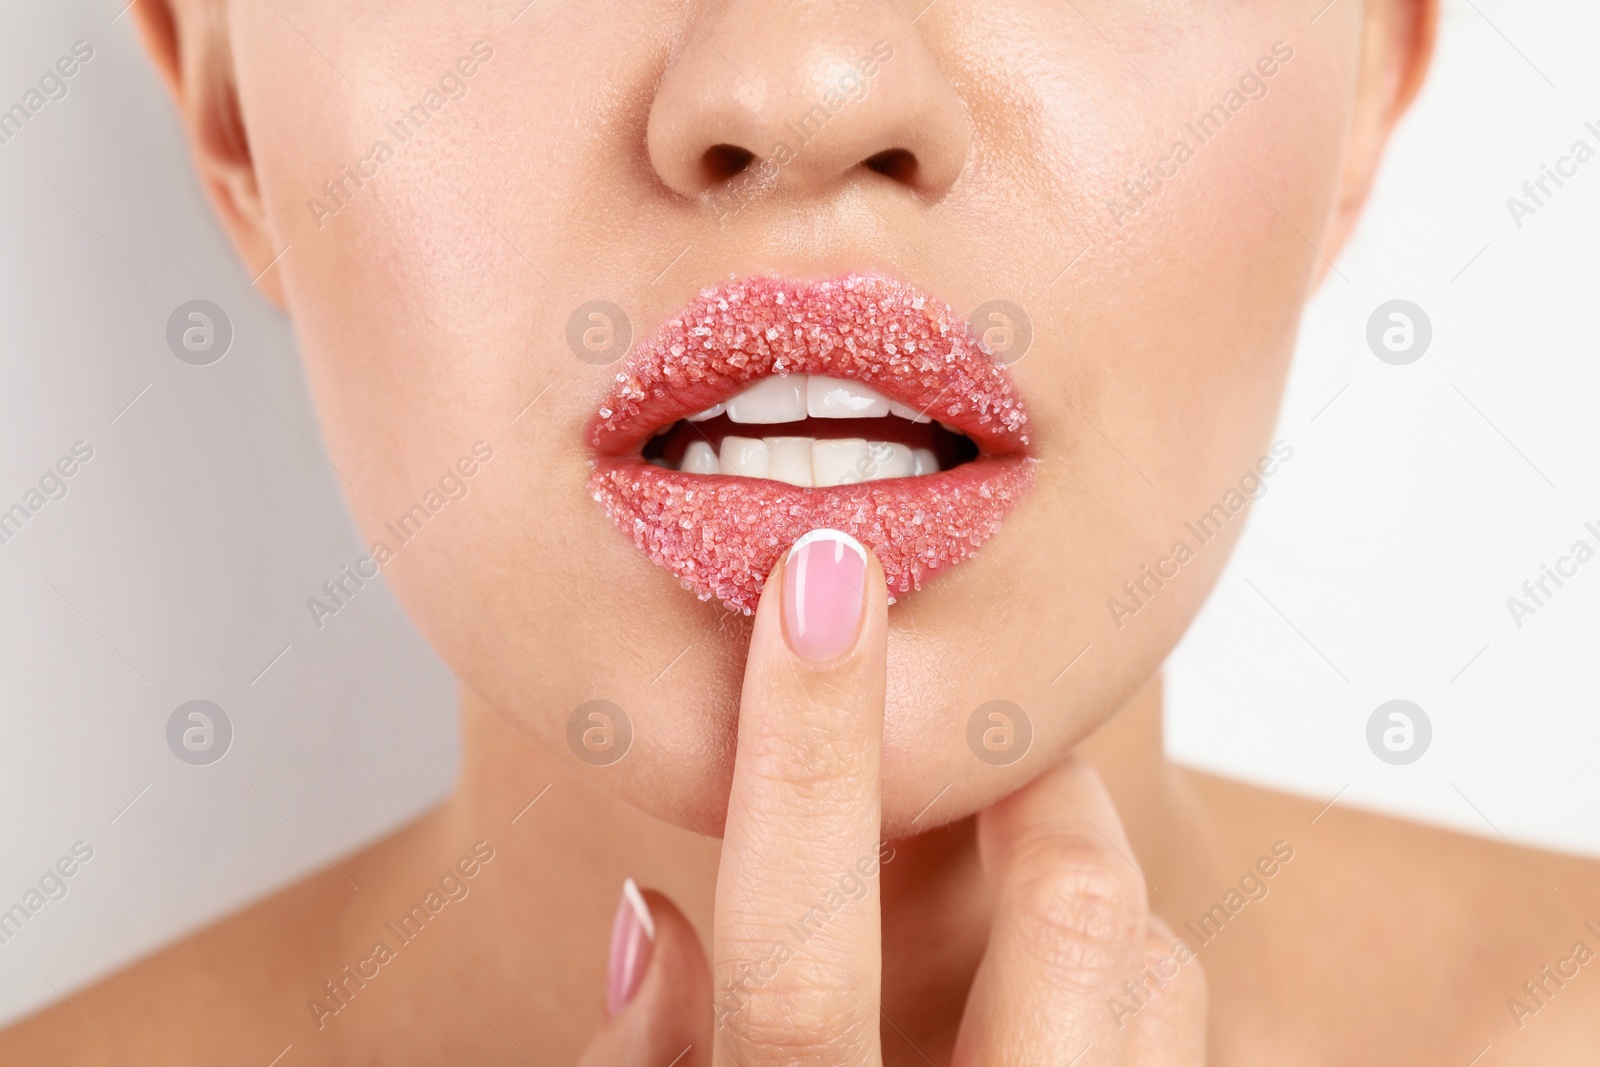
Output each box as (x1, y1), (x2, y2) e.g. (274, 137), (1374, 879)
(677, 436), (939, 486)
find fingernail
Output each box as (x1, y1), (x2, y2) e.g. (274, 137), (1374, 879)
(783, 529), (868, 663)
(606, 877), (655, 1016)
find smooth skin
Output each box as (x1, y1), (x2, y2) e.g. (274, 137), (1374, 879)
(580, 545), (1204, 1065)
(4, 0), (1600, 1064)
(110, 0), (1440, 839)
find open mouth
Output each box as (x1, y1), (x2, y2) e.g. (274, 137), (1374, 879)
(642, 375), (980, 484)
(587, 274), (1035, 613)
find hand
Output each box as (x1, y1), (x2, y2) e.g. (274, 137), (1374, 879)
(578, 530), (1207, 1065)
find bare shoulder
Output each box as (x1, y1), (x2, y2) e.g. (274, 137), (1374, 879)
(0, 807), (459, 1066)
(1185, 769), (1600, 1066)
(0, 861), (350, 1065)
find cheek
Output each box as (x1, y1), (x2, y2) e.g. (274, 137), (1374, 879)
(937, 4), (1354, 484)
(237, 0), (694, 532)
(233, 6), (535, 479)
(872, 9), (1357, 819)
(1016, 13), (1350, 505)
(236, 10), (625, 555)
(232, 6), (750, 832)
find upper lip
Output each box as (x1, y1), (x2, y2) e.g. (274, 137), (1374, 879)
(586, 274), (1030, 459)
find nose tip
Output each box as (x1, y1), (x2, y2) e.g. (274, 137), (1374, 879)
(645, 3), (970, 205)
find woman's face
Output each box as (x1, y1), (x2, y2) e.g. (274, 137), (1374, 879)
(215, 0), (1371, 835)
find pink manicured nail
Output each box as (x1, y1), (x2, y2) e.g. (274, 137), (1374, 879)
(605, 877), (655, 1016)
(783, 529), (868, 663)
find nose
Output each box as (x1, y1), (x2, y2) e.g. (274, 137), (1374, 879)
(645, 0), (971, 203)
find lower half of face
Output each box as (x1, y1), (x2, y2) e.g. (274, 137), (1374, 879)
(232, 0), (1358, 836)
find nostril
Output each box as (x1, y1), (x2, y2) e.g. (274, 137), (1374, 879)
(700, 143), (756, 185)
(862, 148), (919, 185)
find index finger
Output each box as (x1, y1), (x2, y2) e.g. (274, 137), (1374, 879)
(712, 529), (889, 1067)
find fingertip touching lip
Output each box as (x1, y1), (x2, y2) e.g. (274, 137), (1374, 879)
(584, 273), (1036, 613)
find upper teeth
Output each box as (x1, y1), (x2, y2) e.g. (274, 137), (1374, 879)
(680, 436), (940, 486)
(692, 374), (932, 425)
(667, 374), (948, 485)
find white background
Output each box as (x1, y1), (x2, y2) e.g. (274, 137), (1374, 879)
(1, 0), (1596, 1030)
(1168, 0), (1600, 859)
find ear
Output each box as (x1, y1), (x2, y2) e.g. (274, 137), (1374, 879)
(1317, 0), (1439, 277)
(131, 0), (287, 307)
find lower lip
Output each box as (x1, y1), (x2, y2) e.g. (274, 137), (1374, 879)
(589, 455), (1036, 613)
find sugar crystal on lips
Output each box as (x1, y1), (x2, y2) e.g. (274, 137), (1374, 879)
(587, 275), (1029, 456)
(591, 459), (1036, 614)
(585, 275), (1035, 611)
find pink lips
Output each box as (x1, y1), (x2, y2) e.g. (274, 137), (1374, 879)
(586, 274), (1035, 613)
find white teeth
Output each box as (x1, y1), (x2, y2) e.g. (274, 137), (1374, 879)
(708, 374), (933, 425)
(667, 374), (956, 482)
(889, 400), (932, 424)
(875, 443), (916, 479)
(676, 435), (942, 484)
(811, 439), (869, 487)
(725, 376), (806, 424)
(718, 436), (769, 477)
(764, 437), (815, 487)
(680, 440), (720, 475)
(807, 376), (890, 419)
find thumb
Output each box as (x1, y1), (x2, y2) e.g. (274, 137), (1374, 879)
(576, 882), (712, 1067)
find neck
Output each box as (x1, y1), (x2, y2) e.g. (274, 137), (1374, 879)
(1077, 675), (1227, 918)
(430, 674), (1220, 1052)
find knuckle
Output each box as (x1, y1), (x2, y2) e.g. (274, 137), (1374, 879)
(719, 963), (876, 1065)
(745, 720), (869, 801)
(1186, 957), (1210, 1010)
(1141, 927), (1208, 1012)
(1126, 932), (1209, 1052)
(1165, 946), (1209, 1013)
(1004, 838), (1145, 989)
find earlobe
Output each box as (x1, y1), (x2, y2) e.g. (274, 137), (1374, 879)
(1316, 0), (1439, 281)
(130, 0), (287, 307)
